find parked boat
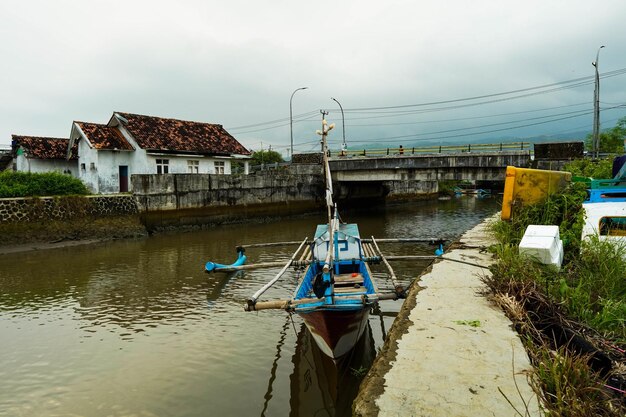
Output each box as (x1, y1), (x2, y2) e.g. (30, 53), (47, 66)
(206, 112), (446, 358)
(579, 175), (626, 246)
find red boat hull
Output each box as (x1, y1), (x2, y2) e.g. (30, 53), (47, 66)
(298, 308), (370, 358)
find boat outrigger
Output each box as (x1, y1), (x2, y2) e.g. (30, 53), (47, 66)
(205, 111), (447, 358)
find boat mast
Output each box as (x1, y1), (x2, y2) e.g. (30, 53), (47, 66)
(317, 111), (337, 278)
(318, 110), (335, 225)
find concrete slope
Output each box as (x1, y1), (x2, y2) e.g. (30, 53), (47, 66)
(354, 215), (540, 417)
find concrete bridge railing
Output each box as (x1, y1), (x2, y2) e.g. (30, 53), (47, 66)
(328, 150), (531, 182)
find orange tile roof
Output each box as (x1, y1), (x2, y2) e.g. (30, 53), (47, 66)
(11, 135), (77, 160)
(115, 112), (250, 155)
(75, 122), (134, 150)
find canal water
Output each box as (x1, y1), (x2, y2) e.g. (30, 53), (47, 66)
(0, 197), (499, 417)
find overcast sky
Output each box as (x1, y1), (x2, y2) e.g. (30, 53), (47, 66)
(2, 0), (626, 155)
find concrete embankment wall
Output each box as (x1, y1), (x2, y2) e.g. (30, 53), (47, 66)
(131, 172), (327, 230)
(0, 195), (138, 222)
(0, 195), (144, 246)
(0, 170), (439, 238)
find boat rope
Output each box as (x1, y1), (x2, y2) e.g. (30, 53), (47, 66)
(260, 314), (292, 417)
(602, 383), (626, 395)
(287, 313), (317, 372)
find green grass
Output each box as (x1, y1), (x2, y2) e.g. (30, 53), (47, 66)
(530, 345), (622, 417)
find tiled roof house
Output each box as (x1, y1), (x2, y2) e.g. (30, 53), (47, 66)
(11, 135), (78, 175)
(69, 112), (251, 194)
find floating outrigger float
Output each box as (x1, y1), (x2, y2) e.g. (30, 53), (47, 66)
(205, 112), (447, 358)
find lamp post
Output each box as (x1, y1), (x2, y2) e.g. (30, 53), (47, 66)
(331, 97), (346, 152)
(290, 87), (308, 159)
(592, 45), (605, 158)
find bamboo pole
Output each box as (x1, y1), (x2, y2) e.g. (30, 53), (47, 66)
(245, 292), (400, 311)
(248, 237), (309, 304)
(361, 238), (449, 244)
(240, 240), (309, 249)
(370, 236), (404, 295)
(385, 255), (489, 269)
(299, 245), (311, 262)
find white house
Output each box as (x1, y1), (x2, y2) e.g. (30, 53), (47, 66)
(68, 112), (251, 194)
(11, 136), (79, 175)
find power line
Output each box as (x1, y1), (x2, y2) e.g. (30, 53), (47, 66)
(343, 102), (591, 127)
(228, 68), (626, 137)
(343, 67), (626, 112)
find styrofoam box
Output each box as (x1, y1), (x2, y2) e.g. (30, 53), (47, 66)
(519, 225), (563, 269)
(522, 225), (560, 239)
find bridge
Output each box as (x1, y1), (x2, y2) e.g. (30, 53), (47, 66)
(328, 150), (531, 182)
(324, 150), (530, 200)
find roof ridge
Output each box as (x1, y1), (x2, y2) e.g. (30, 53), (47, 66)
(11, 135), (69, 140)
(114, 111), (221, 126)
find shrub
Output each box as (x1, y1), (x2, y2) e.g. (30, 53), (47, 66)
(0, 171), (89, 197)
(564, 158), (613, 179)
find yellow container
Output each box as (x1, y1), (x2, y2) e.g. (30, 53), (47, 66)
(501, 166), (572, 220)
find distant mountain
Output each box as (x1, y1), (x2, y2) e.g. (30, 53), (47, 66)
(344, 130), (590, 151)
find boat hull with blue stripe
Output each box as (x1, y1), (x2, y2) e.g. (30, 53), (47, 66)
(293, 222), (378, 358)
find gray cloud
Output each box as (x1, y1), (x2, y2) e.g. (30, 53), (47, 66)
(1, 0), (626, 155)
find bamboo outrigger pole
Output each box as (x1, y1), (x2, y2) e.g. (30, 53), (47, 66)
(361, 238), (448, 244)
(371, 236), (405, 296)
(247, 291), (400, 311)
(240, 241), (309, 249)
(246, 237), (309, 307)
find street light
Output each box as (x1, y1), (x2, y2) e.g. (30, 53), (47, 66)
(290, 87), (308, 159)
(592, 45), (605, 158)
(331, 97), (346, 152)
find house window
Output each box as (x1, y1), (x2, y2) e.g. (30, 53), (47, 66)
(214, 161), (225, 174)
(187, 160), (199, 174)
(156, 159), (169, 174)
(90, 162), (96, 171)
(81, 163), (86, 171)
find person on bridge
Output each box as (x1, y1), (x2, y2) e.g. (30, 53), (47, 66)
(399, 145), (404, 155)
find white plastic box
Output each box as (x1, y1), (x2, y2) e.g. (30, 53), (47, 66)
(519, 225), (563, 270)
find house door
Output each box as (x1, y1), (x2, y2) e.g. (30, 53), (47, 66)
(119, 166), (128, 192)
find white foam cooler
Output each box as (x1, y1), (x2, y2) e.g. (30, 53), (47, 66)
(519, 225), (563, 270)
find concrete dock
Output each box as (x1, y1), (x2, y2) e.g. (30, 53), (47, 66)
(354, 216), (541, 416)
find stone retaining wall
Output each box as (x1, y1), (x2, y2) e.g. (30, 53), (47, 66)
(0, 195), (138, 223)
(131, 172), (326, 230)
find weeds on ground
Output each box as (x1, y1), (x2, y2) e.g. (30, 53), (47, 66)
(530, 345), (623, 417)
(487, 179), (626, 415)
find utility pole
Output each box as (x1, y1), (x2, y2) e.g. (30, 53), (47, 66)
(331, 97), (346, 152)
(290, 87), (308, 160)
(592, 45), (605, 158)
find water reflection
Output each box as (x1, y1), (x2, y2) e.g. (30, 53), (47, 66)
(0, 197), (499, 417)
(288, 322), (376, 417)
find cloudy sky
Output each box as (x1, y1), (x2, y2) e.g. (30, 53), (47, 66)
(1, 0), (626, 155)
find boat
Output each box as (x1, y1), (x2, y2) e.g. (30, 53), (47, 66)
(205, 111), (447, 358)
(581, 179), (626, 246)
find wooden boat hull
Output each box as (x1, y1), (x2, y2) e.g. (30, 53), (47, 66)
(298, 308), (370, 358)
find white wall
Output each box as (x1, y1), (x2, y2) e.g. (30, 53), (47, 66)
(15, 154), (79, 176)
(96, 151), (134, 194)
(145, 155), (231, 174)
(77, 140), (100, 193)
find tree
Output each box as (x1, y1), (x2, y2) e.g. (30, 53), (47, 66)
(585, 116), (626, 153)
(250, 150), (284, 166)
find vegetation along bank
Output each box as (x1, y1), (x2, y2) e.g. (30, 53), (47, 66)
(486, 158), (626, 416)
